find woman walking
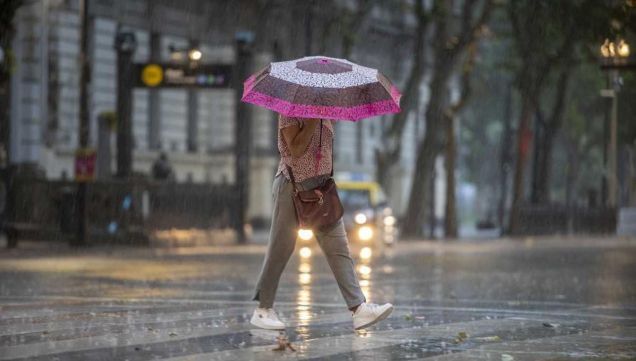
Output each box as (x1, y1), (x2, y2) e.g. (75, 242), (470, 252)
(251, 115), (393, 331)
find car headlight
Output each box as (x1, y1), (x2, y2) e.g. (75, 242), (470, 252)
(298, 229), (314, 241)
(354, 213), (367, 224)
(359, 246), (372, 259)
(358, 225), (373, 241)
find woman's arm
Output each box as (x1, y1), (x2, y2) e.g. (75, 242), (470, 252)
(281, 118), (320, 158)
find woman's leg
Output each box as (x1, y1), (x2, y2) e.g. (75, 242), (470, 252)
(252, 175), (298, 308)
(314, 218), (367, 309)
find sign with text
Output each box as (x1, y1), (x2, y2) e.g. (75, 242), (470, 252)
(134, 63), (233, 88)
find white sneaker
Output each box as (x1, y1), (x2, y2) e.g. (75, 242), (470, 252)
(250, 308), (286, 330)
(352, 302), (393, 330)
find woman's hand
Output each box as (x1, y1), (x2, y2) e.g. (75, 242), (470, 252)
(281, 118), (320, 158)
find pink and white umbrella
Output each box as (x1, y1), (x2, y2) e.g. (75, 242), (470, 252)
(241, 56), (401, 121)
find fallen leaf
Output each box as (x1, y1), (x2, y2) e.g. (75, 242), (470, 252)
(453, 331), (470, 344)
(273, 334), (296, 352)
(475, 335), (501, 342)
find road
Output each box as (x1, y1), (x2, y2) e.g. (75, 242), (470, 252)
(0, 236), (635, 360)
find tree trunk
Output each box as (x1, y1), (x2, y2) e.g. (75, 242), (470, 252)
(375, 0), (428, 193)
(400, 0), (493, 238)
(429, 162), (437, 238)
(530, 68), (571, 205)
(534, 122), (554, 204)
(508, 97), (535, 234)
(497, 83), (513, 230)
(444, 115), (458, 238)
(442, 42), (478, 239)
(0, 0), (23, 248)
(401, 65), (449, 238)
(402, 131), (441, 238)
(530, 111), (543, 204)
(564, 136), (579, 234)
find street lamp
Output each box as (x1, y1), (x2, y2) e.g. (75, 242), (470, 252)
(599, 38), (630, 208)
(601, 38), (630, 59)
(168, 44), (202, 64)
(617, 39), (630, 58)
(115, 32), (137, 54)
(188, 48), (202, 62)
(114, 30), (137, 179)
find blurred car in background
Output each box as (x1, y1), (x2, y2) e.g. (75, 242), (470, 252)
(295, 173), (398, 260)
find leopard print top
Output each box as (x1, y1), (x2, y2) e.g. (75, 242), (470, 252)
(276, 115), (334, 183)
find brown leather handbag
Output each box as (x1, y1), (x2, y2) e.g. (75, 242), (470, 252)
(286, 121), (343, 230)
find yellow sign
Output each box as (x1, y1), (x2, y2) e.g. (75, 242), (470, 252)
(141, 64), (163, 87)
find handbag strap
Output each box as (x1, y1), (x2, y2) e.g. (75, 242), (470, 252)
(319, 120), (335, 177)
(286, 120), (334, 190)
(315, 120), (323, 175)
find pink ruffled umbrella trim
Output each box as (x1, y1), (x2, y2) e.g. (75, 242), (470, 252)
(242, 90), (401, 121)
(389, 85), (402, 104)
(243, 74), (258, 95)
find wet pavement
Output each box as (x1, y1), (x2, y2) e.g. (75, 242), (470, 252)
(0, 236), (635, 360)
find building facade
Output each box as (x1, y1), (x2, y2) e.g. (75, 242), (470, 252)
(9, 0), (446, 225)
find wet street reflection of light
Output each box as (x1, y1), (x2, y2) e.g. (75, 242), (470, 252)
(299, 272), (311, 285)
(357, 265), (371, 278)
(361, 282), (371, 301)
(296, 304), (312, 320)
(359, 247), (372, 260)
(356, 262), (373, 301)
(298, 262), (311, 273)
(297, 288), (311, 304)
(297, 257), (314, 329)
(299, 247), (312, 258)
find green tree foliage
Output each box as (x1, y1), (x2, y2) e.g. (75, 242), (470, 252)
(460, 0), (635, 231)
(401, 0), (494, 238)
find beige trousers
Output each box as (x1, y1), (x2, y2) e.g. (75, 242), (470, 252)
(252, 174), (366, 309)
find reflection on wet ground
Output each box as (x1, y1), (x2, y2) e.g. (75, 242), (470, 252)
(0, 237), (635, 360)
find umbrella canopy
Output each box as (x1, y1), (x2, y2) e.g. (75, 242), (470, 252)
(241, 56), (401, 121)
